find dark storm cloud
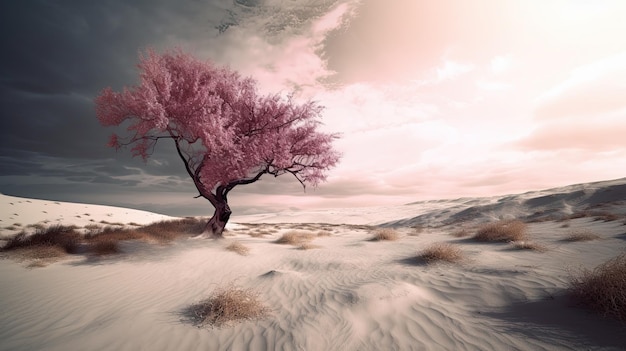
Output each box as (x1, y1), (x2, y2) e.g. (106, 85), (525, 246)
(0, 0), (348, 215)
(0, 0), (236, 203)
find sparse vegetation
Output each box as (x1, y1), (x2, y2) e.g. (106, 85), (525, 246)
(562, 210), (622, 222)
(473, 220), (527, 242)
(26, 223), (46, 230)
(225, 241), (249, 256)
(563, 230), (601, 242)
(417, 243), (464, 264)
(297, 242), (320, 250)
(511, 241), (548, 252)
(140, 217), (206, 242)
(3, 225), (82, 254)
(316, 230), (332, 237)
(569, 254), (626, 322)
(84, 226), (145, 241)
(371, 228), (399, 241)
(9, 245), (68, 261)
(88, 240), (120, 256)
(275, 231), (315, 245)
(248, 231), (267, 238)
(1, 218), (209, 266)
(451, 228), (470, 238)
(185, 285), (270, 328)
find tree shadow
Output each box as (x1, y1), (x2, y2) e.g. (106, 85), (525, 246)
(68, 238), (215, 266)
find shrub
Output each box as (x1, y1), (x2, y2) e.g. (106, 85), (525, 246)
(409, 226), (423, 236)
(248, 231), (267, 238)
(569, 254), (626, 322)
(563, 231), (601, 242)
(371, 228), (399, 241)
(85, 226), (145, 241)
(87, 240), (120, 256)
(275, 231), (315, 245)
(187, 286), (269, 327)
(140, 218), (206, 241)
(225, 241), (249, 256)
(473, 220), (527, 242)
(297, 242), (320, 250)
(13, 245), (67, 261)
(417, 243), (464, 264)
(511, 241), (548, 252)
(451, 228), (470, 238)
(2, 225), (82, 254)
(26, 223), (46, 230)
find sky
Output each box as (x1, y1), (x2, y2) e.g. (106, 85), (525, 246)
(1, 0), (626, 217)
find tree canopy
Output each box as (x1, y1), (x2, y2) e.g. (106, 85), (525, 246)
(95, 49), (340, 236)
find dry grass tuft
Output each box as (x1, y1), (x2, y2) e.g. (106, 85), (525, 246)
(297, 242), (320, 250)
(187, 286), (270, 328)
(564, 210), (621, 222)
(3, 225), (82, 254)
(10, 245), (68, 260)
(26, 223), (46, 230)
(140, 217), (206, 242)
(569, 254), (626, 322)
(371, 228), (399, 241)
(563, 230), (601, 242)
(274, 231), (315, 245)
(451, 228), (470, 238)
(316, 230), (332, 237)
(86, 226), (145, 241)
(225, 241), (249, 256)
(473, 220), (527, 242)
(1, 217), (222, 266)
(88, 240), (120, 256)
(417, 243), (464, 264)
(408, 226), (423, 236)
(511, 241), (548, 252)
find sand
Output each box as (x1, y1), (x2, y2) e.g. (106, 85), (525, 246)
(1, 179), (626, 350)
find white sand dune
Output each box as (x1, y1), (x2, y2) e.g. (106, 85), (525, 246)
(0, 194), (175, 237)
(1, 179), (626, 351)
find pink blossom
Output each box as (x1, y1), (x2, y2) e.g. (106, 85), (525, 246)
(94, 48), (340, 236)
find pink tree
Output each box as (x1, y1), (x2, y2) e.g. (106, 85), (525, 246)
(95, 49), (340, 237)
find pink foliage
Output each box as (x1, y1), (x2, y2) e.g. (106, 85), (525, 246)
(95, 49), (340, 196)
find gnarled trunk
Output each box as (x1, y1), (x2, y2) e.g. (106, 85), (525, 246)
(204, 199), (231, 238)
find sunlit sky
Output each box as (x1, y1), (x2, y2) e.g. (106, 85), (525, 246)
(1, 0), (626, 216)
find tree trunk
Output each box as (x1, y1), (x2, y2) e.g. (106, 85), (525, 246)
(203, 199), (231, 238)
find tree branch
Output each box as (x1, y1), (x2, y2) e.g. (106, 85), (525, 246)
(223, 165), (270, 197)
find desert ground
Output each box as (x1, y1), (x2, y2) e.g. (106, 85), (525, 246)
(1, 178), (625, 351)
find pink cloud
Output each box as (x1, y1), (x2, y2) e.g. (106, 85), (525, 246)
(534, 52), (626, 120)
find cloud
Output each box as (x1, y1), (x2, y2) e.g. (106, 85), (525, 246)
(475, 79), (512, 91)
(490, 55), (513, 74)
(534, 51), (626, 120)
(517, 119), (626, 152)
(436, 60), (475, 81)
(196, 1), (359, 93)
(517, 51), (626, 153)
